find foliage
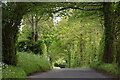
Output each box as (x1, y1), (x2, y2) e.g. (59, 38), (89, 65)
(2, 2), (32, 65)
(17, 52), (51, 74)
(2, 65), (26, 79)
(17, 40), (44, 55)
(2, 2), (120, 77)
(90, 61), (120, 77)
(18, 6), (104, 68)
(46, 11), (103, 68)
(2, 52), (51, 79)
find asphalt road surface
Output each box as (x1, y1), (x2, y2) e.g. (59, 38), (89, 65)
(28, 68), (108, 78)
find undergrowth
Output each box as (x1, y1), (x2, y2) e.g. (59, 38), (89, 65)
(2, 52), (51, 79)
(90, 61), (120, 77)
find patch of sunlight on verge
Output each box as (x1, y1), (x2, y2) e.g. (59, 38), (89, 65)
(75, 66), (90, 69)
(53, 67), (61, 69)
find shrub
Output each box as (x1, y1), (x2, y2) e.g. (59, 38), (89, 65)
(90, 61), (120, 77)
(32, 41), (43, 54)
(17, 40), (33, 52)
(17, 52), (51, 74)
(2, 65), (26, 79)
(17, 40), (43, 55)
(2, 52), (51, 78)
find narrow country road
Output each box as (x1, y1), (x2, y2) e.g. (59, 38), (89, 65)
(28, 68), (108, 78)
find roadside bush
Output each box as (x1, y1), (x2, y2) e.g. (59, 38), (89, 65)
(2, 52), (51, 78)
(17, 40), (33, 52)
(32, 41), (43, 54)
(2, 65), (26, 79)
(17, 40), (43, 55)
(17, 52), (51, 74)
(90, 61), (120, 77)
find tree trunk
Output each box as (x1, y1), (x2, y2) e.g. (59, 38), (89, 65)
(2, 19), (22, 65)
(102, 2), (114, 63)
(35, 20), (39, 42)
(2, 24), (18, 65)
(117, 37), (120, 67)
(116, 2), (120, 67)
(2, 3), (26, 65)
(30, 15), (35, 42)
(68, 50), (71, 68)
(67, 44), (72, 68)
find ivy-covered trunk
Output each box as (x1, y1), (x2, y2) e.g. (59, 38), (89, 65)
(117, 37), (120, 67)
(116, 2), (120, 67)
(2, 3), (27, 65)
(2, 24), (18, 65)
(102, 2), (114, 63)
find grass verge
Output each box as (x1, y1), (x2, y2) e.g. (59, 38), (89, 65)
(75, 66), (90, 69)
(90, 61), (120, 77)
(2, 52), (51, 79)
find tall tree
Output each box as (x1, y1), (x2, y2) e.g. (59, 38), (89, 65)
(2, 3), (28, 65)
(102, 2), (115, 63)
(2, 2), (56, 65)
(115, 2), (120, 66)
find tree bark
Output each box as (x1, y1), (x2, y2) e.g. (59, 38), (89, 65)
(2, 3), (27, 65)
(116, 2), (120, 67)
(35, 19), (39, 42)
(2, 24), (18, 65)
(31, 15), (35, 42)
(102, 2), (114, 63)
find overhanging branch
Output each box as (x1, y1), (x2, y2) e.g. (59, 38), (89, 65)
(54, 6), (102, 13)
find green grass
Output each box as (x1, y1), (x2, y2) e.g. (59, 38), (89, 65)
(2, 52), (51, 79)
(75, 66), (90, 69)
(2, 66), (26, 79)
(90, 61), (120, 77)
(0, 63), (2, 80)
(17, 52), (51, 74)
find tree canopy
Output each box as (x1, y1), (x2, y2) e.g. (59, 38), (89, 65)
(2, 2), (120, 74)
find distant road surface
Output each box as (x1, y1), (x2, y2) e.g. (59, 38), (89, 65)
(28, 68), (109, 78)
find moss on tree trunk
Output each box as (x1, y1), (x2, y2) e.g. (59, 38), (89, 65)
(2, 26), (18, 65)
(116, 2), (120, 67)
(2, 3), (27, 65)
(102, 2), (114, 63)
